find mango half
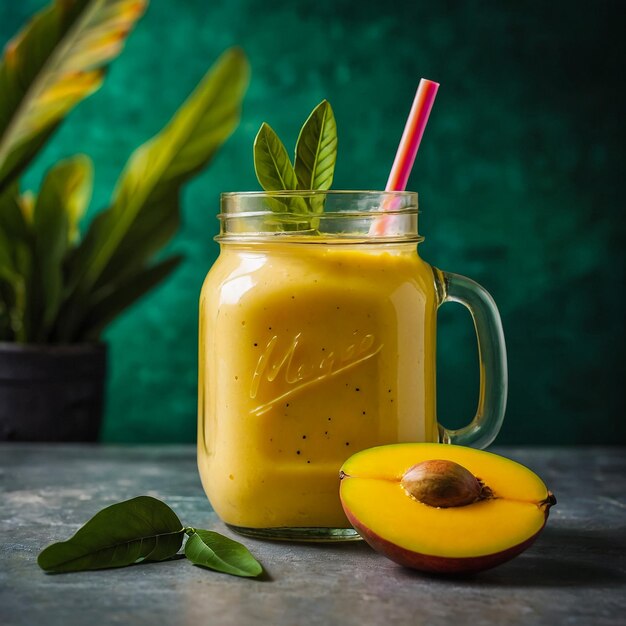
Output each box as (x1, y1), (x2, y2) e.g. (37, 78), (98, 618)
(339, 443), (555, 574)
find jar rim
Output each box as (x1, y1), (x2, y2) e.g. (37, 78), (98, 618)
(220, 189), (417, 198)
(217, 190), (421, 242)
(221, 190), (418, 199)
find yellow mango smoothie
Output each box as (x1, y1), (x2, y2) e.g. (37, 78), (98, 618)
(198, 240), (440, 531)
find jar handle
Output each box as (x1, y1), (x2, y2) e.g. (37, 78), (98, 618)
(434, 269), (508, 449)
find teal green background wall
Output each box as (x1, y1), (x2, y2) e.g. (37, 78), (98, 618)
(1, 1), (624, 444)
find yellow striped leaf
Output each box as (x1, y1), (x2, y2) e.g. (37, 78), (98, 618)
(0, 0), (146, 192)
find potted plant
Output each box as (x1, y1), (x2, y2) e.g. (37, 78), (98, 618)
(0, 0), (249, 441)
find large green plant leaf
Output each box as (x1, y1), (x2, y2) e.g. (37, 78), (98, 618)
(0, 224), (20, 340)
(184, 528), (263, 578)
(0, 185), (25, 290)
(64, 47), (249, 311)
(77, 255), (182, 340)
(0, 225), (13, 271)
(37, 496), (184, 573)
(0, 184), (32, 341)
(32, 155), (92, 339)
(0, 181), (30, 241)
(0, 0), (147, 193)
(91, 188), (181, 288)
(294, 100), (337, 192)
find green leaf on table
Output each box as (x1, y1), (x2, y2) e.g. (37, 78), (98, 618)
(0, 0), (147, 193)
(184, 528), (263, 578)
(57, 48), (249, 342)
(294, 99), (337, 194)
(32, 155), (92, 338)
(37, 496), (184, 573)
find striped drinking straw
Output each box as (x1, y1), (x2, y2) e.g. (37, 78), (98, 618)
(370, 78), (439, 235)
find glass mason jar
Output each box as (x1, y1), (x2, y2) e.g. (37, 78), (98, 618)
(198, 191), (507, 541)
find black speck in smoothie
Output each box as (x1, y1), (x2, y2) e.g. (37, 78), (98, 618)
(296, 450), (301, 455)
(253, 342), (258, 347)
(328, 417), (332, 421)
(345, 442), (350, 446)
(362, 411), (366, 415)
(307, 460), (311, 464)
(302, 435), (306, 439)
(355, 387), (360, 392)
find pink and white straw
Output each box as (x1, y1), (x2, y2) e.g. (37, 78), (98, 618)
(371, 78), (439, 235)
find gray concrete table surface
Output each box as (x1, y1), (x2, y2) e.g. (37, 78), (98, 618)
(0, 445), (624, 626)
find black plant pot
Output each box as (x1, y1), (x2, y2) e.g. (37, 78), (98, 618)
(0, 342), (107, 442)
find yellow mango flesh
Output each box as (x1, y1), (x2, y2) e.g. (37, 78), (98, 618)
(340, 443), (550, 558)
